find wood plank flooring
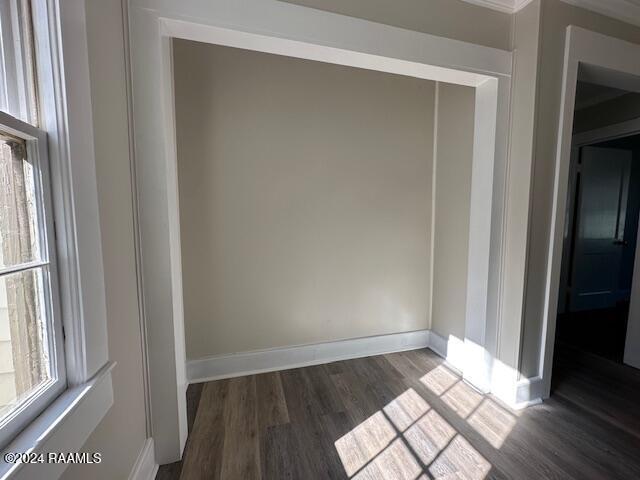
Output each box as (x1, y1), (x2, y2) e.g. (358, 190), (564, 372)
(158, 348), (640, 480)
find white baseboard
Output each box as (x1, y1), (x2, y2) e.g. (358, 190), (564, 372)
(489, 358), (543, 410)
(426, 330), (447, 359)
(187, 330), (431, 383)
(186, 328), (543, 410)
(128, 438), (158, 480)
(514, 375), (544, 409)
(427, 331), (542, 410)
(426, 331), (467, 375)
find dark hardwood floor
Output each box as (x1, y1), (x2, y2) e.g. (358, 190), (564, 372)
(555, 304), (629, 362)
(158, 348), (640, 479)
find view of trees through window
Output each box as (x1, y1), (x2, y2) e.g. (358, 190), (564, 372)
(0, 135), (50, 419)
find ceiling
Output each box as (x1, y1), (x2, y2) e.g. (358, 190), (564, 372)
(574, 81), (630, 111)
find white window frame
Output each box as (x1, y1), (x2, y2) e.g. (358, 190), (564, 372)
(0, 110), (66, 449)
(0, 0), (113, 478)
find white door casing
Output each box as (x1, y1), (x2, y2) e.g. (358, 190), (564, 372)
(542, 26), (640, 398)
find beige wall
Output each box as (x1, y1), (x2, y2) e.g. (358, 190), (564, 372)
(430, 83), (475, 341)
(62, 1), (148, 478)
(174, 40), (436, 359)
(521, 0), (640, 377)
(280, 0), (512, 50)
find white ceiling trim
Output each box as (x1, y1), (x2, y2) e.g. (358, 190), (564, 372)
(460, 0), (640, 28)
(459, 0), (515, 14)
(561, 0), (640, 28)
(514, 0), (537, 10)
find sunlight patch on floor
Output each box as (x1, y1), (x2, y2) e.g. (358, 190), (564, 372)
(335, 381), (496, 479)
(352, 438), (422, 480)
(468, 398), (517, 448)
(404, 409), (456, 464)
(335, 411), (397, 476)
(441, 380), (483, 418)
(420, 365), (459, 396)
(429, 435), (491, 480)
(331, 348), (532, 480)
(383, 388), (430, 432)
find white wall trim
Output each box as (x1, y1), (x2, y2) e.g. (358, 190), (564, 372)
(490, 358), (543, 409)
(458, 0), (535, 14)
(187, 331), (431, 383)
(187, 329), (544, 410)
(561, 0), (640, 29)
(120, 0), (154, 439)
(515, 375), (544, 408)
(540, 26), (640, 399)
(429, 83), (440, 330)
(449, 0), (516, 14)
(427, 330), (542, 409)
(159, 18), (509, 85)
(128, 438), (158, 480)
(460, 0), (640, 28)
(463, 78), (500, 393)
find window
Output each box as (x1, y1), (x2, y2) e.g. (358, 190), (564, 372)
(0, 0), (110, 473)
(0, 0), (65, 449)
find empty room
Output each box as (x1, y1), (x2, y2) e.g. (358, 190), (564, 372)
(2, 1), (640, 479)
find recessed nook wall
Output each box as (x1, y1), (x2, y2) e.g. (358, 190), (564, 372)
(431, 83), (475, 342)
(129, 0), (512, 462)
(174, 40), (436, 359)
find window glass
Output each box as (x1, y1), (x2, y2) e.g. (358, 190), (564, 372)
(0, 268), (49, 420)
(0, 134), (40, 268)
(0, 132), (52, 425)
(0, 0), (39, 125)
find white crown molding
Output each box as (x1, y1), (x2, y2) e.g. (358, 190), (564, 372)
(515, 0), (537, 10)
(459, 0), (536, 13)
(561, 0), (640, 28)
(461, 0), (640, 28)
(459, 0), (515, 14)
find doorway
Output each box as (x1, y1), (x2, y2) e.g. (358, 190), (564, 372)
(550, 77), (640, 421)
(556, 130), (640, 364)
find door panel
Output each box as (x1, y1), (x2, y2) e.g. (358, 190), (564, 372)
(570, 147), (632, 311)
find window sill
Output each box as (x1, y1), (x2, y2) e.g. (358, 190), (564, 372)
(0, 362), (115, 480)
